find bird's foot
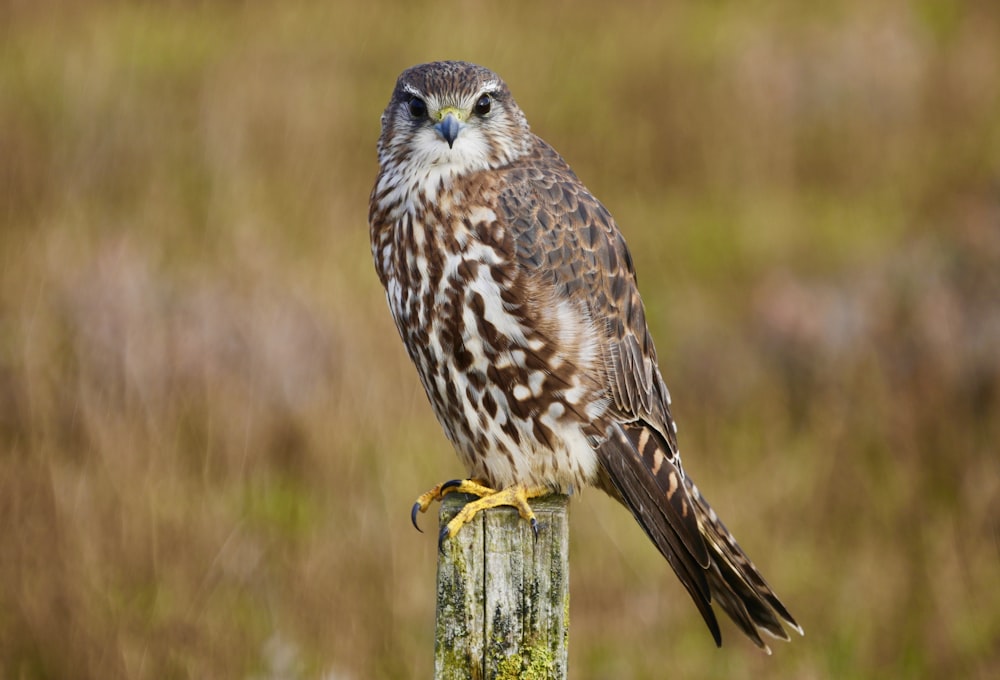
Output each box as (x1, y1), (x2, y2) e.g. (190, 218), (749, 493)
(438, 483), (551, 548)
(411, 479), (550, 547)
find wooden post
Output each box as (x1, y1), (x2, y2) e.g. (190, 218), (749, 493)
(434, 493), (569, 680)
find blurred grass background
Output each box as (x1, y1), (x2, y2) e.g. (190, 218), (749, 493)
(1, 0), (998, 678)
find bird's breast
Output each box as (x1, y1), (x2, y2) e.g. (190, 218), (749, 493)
(376, 199), (601, 491)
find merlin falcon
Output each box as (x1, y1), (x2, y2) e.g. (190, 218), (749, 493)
(369, 61), (802, 651)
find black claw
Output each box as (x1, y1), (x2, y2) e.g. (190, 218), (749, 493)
(530, 517), (541, 541)
(438, 525), (450, 553)
(411, 502), (423, 533)
(440, 479), (464, 492)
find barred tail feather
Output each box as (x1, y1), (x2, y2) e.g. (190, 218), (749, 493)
(596, 424), (722, 646)
(686, 476), (804, 651)
(596, 421), (802, 652)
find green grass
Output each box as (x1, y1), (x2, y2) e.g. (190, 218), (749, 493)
(2, 1), (999, 678)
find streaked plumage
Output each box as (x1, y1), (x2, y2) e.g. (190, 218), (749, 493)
(369, 61), (801, 651)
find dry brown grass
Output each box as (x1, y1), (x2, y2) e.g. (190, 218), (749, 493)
(1, 1), (998, 678)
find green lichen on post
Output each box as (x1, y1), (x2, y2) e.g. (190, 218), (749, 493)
(493, 640), (557, 680)
(524, 644), (556, 679)
(494, 652), (523, 679)
(437, 640), (484, 680)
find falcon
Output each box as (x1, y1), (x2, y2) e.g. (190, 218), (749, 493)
(368, 61), (802, 651)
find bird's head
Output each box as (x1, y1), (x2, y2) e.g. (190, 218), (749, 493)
(376, 61), (532, 178)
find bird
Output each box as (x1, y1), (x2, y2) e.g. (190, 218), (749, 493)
(368, 60), (802, 652)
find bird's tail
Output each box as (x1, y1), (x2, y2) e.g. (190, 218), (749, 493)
(596, 421), (803, 652)
(683, 470), (804, 651)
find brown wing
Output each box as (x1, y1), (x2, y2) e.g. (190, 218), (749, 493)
(494, 136), (721, 643)
(496, 138), (675, 430)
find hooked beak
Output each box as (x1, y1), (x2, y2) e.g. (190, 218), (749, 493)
(434, 109), (465, 148)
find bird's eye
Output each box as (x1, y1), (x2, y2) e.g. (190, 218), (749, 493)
(473, 93), (492, 116)
(408, 97), (427, 119)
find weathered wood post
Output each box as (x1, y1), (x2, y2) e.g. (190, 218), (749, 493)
(434, 493), (569, 680)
